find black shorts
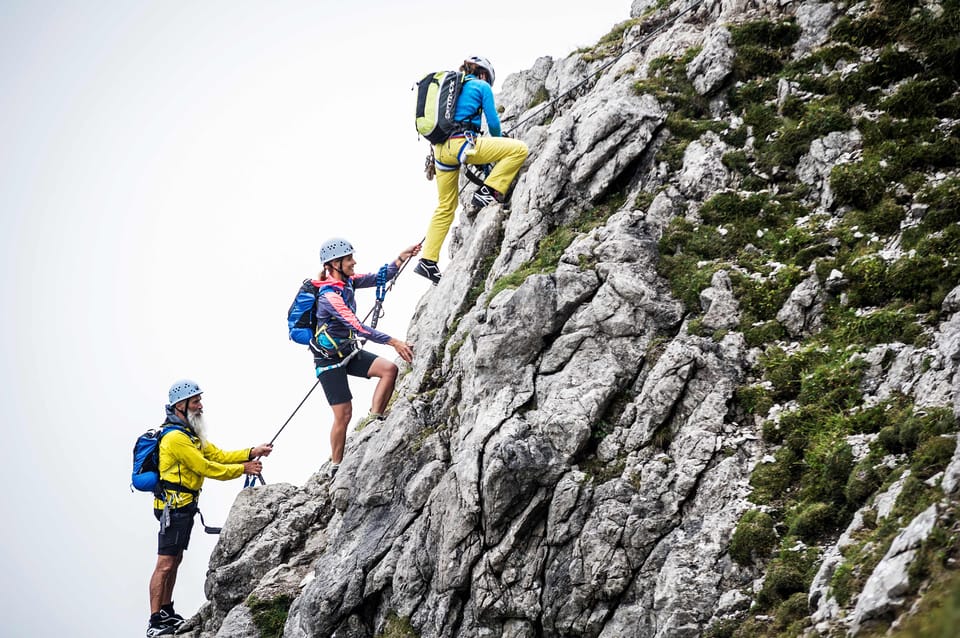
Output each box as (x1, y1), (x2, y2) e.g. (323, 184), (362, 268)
(316, 350), (378, 405)
(154, 504), (197, 556)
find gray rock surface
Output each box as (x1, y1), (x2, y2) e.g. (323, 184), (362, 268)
(499, 56), (555, 128)
(183, 4), (960, 638)
(850, 505), (938, 632)
(942, 434), (960, 494)
(700, 270), (741, 331)
(793, 2), (839, 59)
(678, 131), (730, 199)
(776, 274), (825, 338)
(797, 130), (863, 209)
(686, 26), (734, 95)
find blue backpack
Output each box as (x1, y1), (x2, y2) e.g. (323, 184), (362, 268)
(287, 279), (321, 345)
(131, 424), (187, 493)
(288, 280), (346, 347)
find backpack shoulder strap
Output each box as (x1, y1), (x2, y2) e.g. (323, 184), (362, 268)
(160, 423), (189, 437)
(317, 284), (342, 297)
(156, 424), (201, 499)
(158, 424), (195, 449)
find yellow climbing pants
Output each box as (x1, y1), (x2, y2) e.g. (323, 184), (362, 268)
(423, 134), (529, 262)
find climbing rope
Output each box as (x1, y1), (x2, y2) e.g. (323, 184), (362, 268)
(243, 244), (423, 488)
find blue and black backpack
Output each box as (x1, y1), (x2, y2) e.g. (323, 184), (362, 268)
(131, 424), (187, 494)
(287, 279), (321, 345)
(287, 280), (344, 352)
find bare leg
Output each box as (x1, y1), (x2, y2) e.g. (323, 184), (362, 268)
(162, 553), (182, 606)
(149, 554), (181, 614)
(330, 402), (353, 463)
(367, 358), (398, 415)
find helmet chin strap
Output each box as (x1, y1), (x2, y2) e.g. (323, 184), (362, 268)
(330, 257), (348, 281)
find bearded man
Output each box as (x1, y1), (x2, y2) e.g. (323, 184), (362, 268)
(146, 379), (272, 637)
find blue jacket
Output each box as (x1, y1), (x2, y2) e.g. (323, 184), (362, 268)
(313, 264), (398, 350)
(455, 75), (502, 137)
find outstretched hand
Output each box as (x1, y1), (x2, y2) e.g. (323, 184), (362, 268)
(397, 244), (422, 264)
(251, 443), (273, 458)
(389, 338), (414, 363)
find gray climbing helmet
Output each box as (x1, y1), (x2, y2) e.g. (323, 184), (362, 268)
(168, 379), (202, 405)
(465, 56), (495, 86)
(319, 237), (354, 264)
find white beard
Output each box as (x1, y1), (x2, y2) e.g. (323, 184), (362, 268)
(187, 410), (209, 447)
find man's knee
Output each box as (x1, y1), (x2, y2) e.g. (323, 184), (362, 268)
(154, 554), (180, 576)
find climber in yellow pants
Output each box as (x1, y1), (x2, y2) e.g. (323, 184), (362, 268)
(415, 56), (529, 286)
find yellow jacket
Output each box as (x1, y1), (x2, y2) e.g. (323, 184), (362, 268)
(152, 428), (250, 509)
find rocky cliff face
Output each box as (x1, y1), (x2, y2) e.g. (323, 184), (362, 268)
(182, 1), (960, 636)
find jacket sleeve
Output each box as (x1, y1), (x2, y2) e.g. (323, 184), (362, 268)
(480, 83), (502, 137)
(352, 262), (399, 288)
(165, 432), (245, 482)
(319, 289), (393, 344)
(203, 441), (251, 465)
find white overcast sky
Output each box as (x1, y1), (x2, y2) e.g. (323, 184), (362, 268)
(0, 1), (633, 635)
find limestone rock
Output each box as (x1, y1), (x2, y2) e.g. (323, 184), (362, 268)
(776, 274), (825, 338)
(678, 131), (730, 199)
(850, 505), (938, 632)
(942, 434), (960, 494)
(794, 2), (839, 59)
(700, 269), (741, 331)
(797, 130), (863, 209)
(686, 26), (734, 95)
(214, 605), (259, 638)
(630, 0), (662, 17)
(499, 56), (555, 128)
(186, 5), (960, 638)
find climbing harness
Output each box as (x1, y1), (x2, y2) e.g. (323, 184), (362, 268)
(312, 323), (359, 360)
(243, 246), (422, 488)
(464, 163), (492, 188)
(158, 472), (223, 534)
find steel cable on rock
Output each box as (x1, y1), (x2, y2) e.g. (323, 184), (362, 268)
(500, 0), (707, 136)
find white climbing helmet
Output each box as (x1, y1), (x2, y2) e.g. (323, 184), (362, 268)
(168, 379), (202, 405)
(465, 56), (495, 86)
(319, 237), (354, 264)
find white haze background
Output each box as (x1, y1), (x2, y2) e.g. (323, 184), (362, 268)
(0, 1), (632, 635)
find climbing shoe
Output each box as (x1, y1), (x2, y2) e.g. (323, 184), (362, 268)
(159, 604), (185, 628)
(471, 184), (502, 211)
(327, 463), (340, 479)
(356, 412), (386, 431)
(414, 258), (442, 286)
(146, 613), (177, 637)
